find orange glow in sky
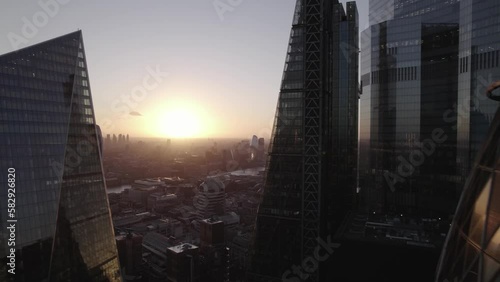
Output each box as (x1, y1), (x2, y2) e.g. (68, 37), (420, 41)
(145, 99), (210, 138)
(156, 108), (201, 138)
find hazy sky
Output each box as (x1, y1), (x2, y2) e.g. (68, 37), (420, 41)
(0, 0), (368, 139)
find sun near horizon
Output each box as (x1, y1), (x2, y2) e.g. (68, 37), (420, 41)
(144, 99), (208, 139)
(156, 108), (201, 138)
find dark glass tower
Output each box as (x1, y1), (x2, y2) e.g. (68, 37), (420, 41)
(0, 31), (121, 281)
(359, 0), (462, 223)
(247, 1), (359, 281)
(457, 0), (500, 191)
(359, 0), (500, 246)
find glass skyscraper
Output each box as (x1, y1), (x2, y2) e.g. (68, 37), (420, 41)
(0, 31), (120, 281)
(358, 0), (500, 280)
(436, 100), (500, 282)
(359, 0), (483, 225)
(457, 0), (500, 190)
(361, 0), (462, 219)
(247, 1), (359, 281)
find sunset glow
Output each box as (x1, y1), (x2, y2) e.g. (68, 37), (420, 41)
(155, 108), (202, 138)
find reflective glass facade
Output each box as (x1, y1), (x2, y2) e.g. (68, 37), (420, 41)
(360, 0), (463, 221)
(436, 107), (500, 282)
(0, 31), (120, 281)
(247, 1), (359, 281)
(457, 0), (500, 189)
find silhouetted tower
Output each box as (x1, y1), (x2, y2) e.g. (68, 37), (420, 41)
(247, 1), (359, 281)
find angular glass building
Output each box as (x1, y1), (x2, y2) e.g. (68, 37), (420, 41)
(247, 1), (359, 281)
(436, 102), (500, 282)
(0, 31), (121, 281)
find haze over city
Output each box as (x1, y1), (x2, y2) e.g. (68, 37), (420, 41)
(0, 0), (368, 138)
(2, 0), (500, 281)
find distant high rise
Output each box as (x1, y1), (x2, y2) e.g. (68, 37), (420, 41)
(0, 31), (120, 281)
(247, 0), (359, 281)
(194, 178), (226, 221)
(250, 135), (258, 148)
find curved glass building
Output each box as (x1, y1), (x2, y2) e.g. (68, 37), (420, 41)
(436, 104), (500, 281)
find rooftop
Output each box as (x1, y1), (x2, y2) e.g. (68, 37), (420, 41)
(143, 232), (172, 252)
(201, 218), (224, 225)
(168, 243), (198, 254)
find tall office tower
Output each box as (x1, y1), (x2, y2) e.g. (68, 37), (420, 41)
(359, 0), (461, 220)
(247, 1), (359, 281)
(436, 98), (500, 282)
(250, 135), (258, 148)
(0, 31), (120, 281)
(457, 0), (500, 188)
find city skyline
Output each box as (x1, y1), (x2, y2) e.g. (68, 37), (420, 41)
(0, 0), (369, 139)
(1, 1), (500, 282)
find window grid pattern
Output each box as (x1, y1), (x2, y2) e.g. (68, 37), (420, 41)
(0, 31), (120, 281)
